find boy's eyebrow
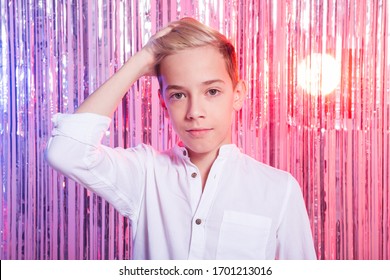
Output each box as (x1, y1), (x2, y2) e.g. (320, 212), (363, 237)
(164, 84), (186, 92)
(202, 79), (225, 85)
(164, 79), (225, 92)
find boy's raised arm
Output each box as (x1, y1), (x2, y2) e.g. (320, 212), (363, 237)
(45, 25), (174, 192)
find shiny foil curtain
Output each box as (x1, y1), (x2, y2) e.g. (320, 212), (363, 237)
(1, 0), (389, 260)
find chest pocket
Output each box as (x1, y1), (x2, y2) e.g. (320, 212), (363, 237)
(216, 211), (272, 259)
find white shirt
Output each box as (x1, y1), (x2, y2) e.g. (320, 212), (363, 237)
(45, 113), (317, 260)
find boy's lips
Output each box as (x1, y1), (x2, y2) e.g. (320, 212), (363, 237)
(185, 128), (213, 137)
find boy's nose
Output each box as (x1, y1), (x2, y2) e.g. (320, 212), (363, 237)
(186, 99), (206, 120)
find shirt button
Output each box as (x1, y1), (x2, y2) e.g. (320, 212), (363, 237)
(191, 172), (197, 178)
(195, 219), (202, 225)
(183, 150), (187, 156)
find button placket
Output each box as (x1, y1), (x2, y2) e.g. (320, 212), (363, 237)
(187, 153), (230, 259)
(188, 166), (202, 216)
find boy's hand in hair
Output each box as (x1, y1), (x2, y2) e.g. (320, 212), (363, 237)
(140, 24), (176, 77)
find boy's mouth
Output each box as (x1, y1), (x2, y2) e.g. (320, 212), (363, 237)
(186, 128), (213, 137)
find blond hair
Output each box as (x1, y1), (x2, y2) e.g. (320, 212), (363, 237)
(149, 17), (238, 88)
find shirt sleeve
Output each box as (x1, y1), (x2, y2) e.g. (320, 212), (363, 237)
(275, 175), (317, 259)
(45, 113), (147, 220)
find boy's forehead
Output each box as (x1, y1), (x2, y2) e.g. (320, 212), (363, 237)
(161, 45), (223, 64)
(159, 46), (231, 88)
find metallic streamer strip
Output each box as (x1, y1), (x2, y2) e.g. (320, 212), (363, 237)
(0, 0), (389, 259)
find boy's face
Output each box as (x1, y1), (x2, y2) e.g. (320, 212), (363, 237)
(159, 45), (245, 158)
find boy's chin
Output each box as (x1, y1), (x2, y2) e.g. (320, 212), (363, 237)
(182, 143), (221, 157)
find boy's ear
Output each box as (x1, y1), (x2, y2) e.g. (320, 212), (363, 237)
(233, 80), (246, 111)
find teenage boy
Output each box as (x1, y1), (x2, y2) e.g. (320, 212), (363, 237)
(46, 17), (317, 259)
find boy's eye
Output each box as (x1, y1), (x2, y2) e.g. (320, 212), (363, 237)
(170, 92), (185, 100)
(207, 89), (220, 96)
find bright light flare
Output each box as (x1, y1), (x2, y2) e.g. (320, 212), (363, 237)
(297, 53), (341, 96)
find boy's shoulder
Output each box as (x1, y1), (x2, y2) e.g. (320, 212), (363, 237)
(236, 150), (295, 184)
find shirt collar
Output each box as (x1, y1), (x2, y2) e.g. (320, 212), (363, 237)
(172, 143), (239, 160)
